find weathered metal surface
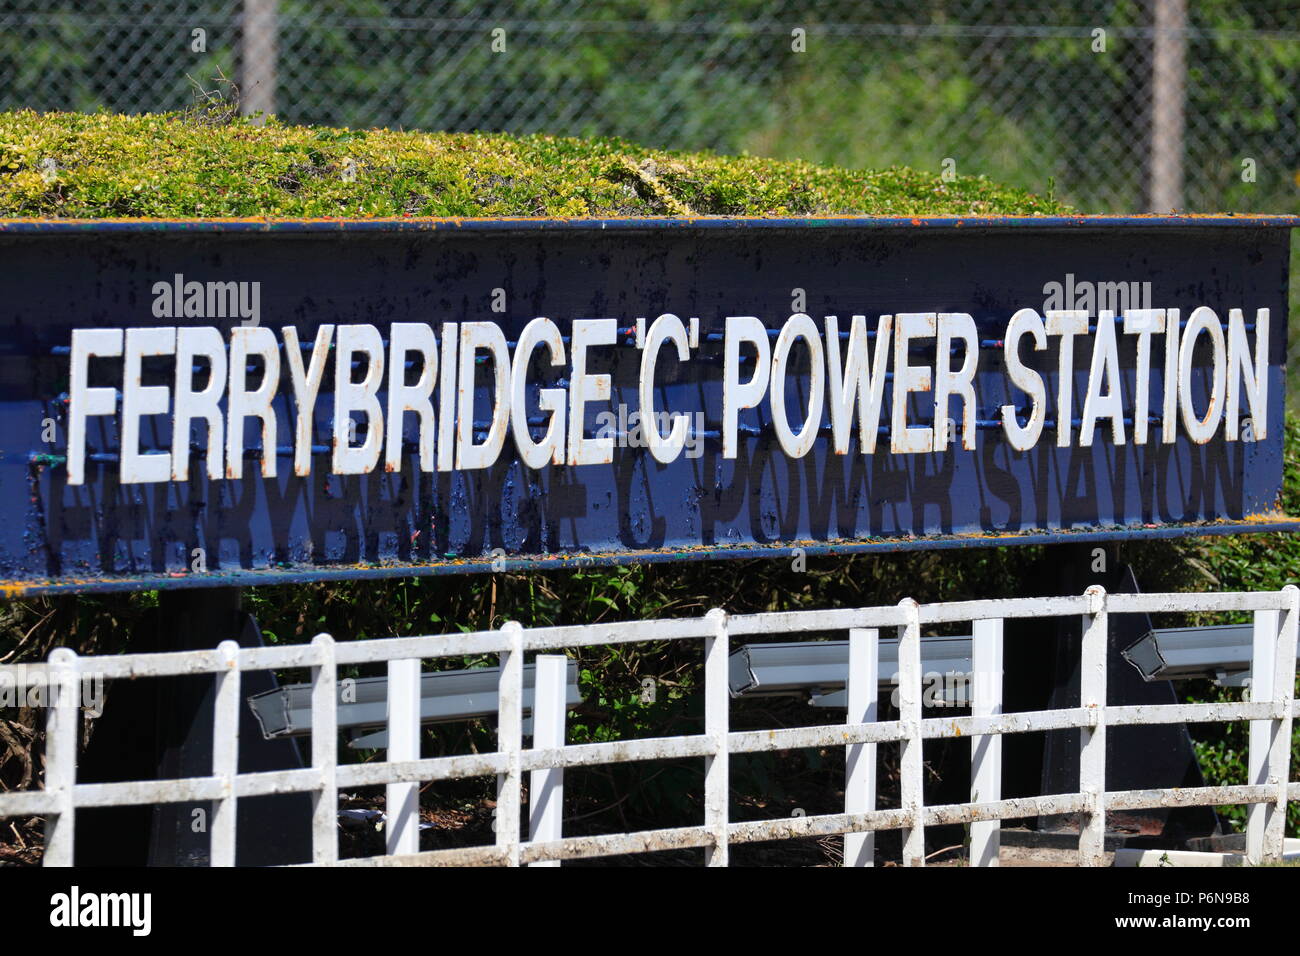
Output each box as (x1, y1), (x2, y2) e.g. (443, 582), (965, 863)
(1079, 586), (1109, 865)
(73, 777), (225, 808)
(728, 633), (973, 698)
(337, 754), (508, 788)
(496, 622), (524, 868)
(1106, 701), (1279, 725)
(970, 618), (1003, 867)
(2, 214), (1298, 234)
(231, 767), (325, 799)
(0, 789), (58, 816)
(1106, 784), (1275, 811)
(898, 599), (925, 866)
(210, 639), (240, 868)
(925, 793), (1089, 826)
(728, 808), (910, 844)
(922, 707), (1093, 739)
(728, 721), (905, 752)
(528, 654), (567, 865)
(7, 586), (1296, 867)
(704, 608), (730, 867)
(0, 217), (1293, 594)
(1122, 623), (1252, 680)
(335, 845), (511, 867)
(519, 825), (715, 864)
(523, 736), (715, 770)
(844, 627), (879, 867)
(309, 633), (338, 865)
(246, 659), (581, 738)
(1119, 622), (1300, 685)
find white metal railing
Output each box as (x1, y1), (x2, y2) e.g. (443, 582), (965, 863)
(2, 585), (1296, 867)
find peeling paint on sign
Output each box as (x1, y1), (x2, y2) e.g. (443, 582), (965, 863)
(0, 217), (1292, 593)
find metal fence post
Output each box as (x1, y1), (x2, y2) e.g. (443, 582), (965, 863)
(898, 599), (924, 866)
(844, 627), (879, 866)
(1246, 606), (1278, 864)
(1277, 586), (1300, 856)
(42, 647), (78, 867)
(310, 634), (338, 865)
(1149, 0), (1187, 212)
(971, 617), (1003, 867)
(210, 640), (241, 867)
(1079, 585), (1108, 866)
(704, 608), (730, 866)
(386, 655), (422, 857)
(1246, 588), (1297, 865)
(241, 0), (278, 119)
(497, 622), (525, 866)
(528, 654), (569, 866)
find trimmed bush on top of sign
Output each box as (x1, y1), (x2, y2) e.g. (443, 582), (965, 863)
(0, 109), (1067, 221)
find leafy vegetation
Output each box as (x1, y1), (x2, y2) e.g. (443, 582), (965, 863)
(1178, 416), (1300, 835)
(0, 109), (1064, 220)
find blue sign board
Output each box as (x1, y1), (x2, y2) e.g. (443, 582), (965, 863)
(0, 216), (1295, 594)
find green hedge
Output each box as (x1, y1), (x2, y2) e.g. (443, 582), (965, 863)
(0, 109), (1063, 219)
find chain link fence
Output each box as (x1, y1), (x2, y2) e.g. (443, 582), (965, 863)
(1, 1), (1297, 216)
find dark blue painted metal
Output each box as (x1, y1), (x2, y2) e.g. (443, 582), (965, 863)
(0, 217), (1293, 595)
(1, 214), (1298, 234)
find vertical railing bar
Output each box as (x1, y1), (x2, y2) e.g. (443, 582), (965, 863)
(310, 633), (338, 865)
(42, 647), (78, 867)
(1275, 586), (1300, 859)
(497, 621), (524, 867)
(386, 655), (422, 857)
(1248, 585), (1298, 864)
(844, 627), (878, 867)
(528, 654), (568, 866)
(210, 640), (241, 867)
(898, 599), (924, 866)
(1246, 605), (1278, 864)
(1078, 585), (1108, 866)
(704, 608), (729, 867)
(970, 617), (1003, 867)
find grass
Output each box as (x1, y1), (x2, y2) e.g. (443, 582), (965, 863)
(0, 108), (1068, 220)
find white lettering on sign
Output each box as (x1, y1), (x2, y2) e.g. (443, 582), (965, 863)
(1000, 308), (1047, 451)
(61, 305), (1272, 485)
(824, 313), (891, 455)
(639, 313), (691, 464)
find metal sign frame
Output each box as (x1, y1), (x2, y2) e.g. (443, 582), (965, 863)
(0, 215), (1296, 595)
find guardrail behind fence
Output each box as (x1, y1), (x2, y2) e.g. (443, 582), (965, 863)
(1, 585), (1296, 867)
